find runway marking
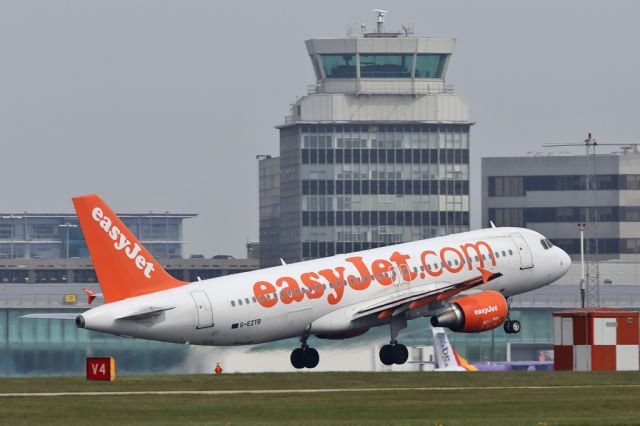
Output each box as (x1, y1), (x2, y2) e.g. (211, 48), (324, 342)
(2, 384), (640, 397)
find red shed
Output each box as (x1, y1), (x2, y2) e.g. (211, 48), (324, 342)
(553, 308), (639, 371)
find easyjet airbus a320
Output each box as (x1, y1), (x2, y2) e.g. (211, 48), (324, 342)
(26, 195), (571, 369)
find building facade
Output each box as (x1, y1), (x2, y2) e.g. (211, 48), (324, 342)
(260, 25), (472, 266)
(0, 212), (196, 260)
(482, 152), (640, 263)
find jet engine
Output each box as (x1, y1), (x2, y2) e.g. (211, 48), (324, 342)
(430, 290), (508, 333)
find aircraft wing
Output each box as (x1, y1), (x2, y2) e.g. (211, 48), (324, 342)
(352, 267), (502, 321)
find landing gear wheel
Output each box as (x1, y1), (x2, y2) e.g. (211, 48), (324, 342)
(379, 344), (394, 366)
(503, 320), (521, 334)
(392, 344), (409, 365)
(290, 348), (306, 369)
(304, 347), (320, 369)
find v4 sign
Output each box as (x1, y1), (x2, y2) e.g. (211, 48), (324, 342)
(86, 357), (116, 381)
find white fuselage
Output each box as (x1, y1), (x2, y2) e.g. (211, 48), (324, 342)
(78, 227), (570, 346)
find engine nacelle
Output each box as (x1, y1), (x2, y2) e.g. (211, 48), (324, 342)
(430, 290), (508, 333)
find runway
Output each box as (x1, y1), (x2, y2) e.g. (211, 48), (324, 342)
(2, 384), (640, 397)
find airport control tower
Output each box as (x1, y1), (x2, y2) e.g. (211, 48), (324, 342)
(260, 12), (472, 266)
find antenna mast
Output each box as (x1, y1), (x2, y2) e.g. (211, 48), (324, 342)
(583, 133), (600, 307)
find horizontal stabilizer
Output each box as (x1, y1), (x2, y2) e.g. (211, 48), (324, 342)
(117, 306), (175, 321)
(21, 313), (81, 320)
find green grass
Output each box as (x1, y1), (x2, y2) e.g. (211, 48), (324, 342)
(1, 372), (640, 425)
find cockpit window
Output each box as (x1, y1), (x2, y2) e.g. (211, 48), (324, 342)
(540, 238), (554, 249)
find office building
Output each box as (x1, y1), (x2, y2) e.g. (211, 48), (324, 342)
(482, 152), (640, 261)
(0, 212), (195, 260)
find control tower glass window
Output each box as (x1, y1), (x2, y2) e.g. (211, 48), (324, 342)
(321, 55), (356, 78)
(414, 54), (447, 78)
(360, 54), (413, 78)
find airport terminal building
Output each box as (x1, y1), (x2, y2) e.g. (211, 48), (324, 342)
(260, 25), (471, 267)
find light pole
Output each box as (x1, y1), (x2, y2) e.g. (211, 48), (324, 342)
(578, 223), (586, 308)
(58, 222), (78, 259)
(2, 215), (23, 259)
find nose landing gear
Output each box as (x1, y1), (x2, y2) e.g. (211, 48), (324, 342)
(503, 297), (521, 334)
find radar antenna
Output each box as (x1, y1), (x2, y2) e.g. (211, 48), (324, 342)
(373, 9), (388, 33)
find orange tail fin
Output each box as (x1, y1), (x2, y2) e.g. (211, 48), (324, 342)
(73, 194), (187, 303)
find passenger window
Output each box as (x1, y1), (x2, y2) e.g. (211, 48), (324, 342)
(294, 289), (299, 296)
(238, 299), (243, 306)
(447, 260), (452, 266)
(495, 252), (500, 258)
(252, 297), (256, 303)
(420, 266), (424, 271)
(245, 298), (250, 304)
(502, 251), (506, 257)
(454, 259), (459, 265)
(231, 300), (236, 307)
(475, 256), (479, 261)
(509, 249), (514, 255)
(482, 255), (486, 260)
(427, 264), (431, 270)
(259, 296), (264, 302)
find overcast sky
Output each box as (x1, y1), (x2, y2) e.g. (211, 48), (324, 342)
(1, 1), (638, 257)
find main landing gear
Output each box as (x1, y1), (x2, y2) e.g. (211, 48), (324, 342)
(379, 342), (409, 366)
(503, 297), (521, 334)
(379, 315), (409, 366)
(290, 335), (319, 369)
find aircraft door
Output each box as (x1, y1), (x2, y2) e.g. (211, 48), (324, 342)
(510, 233), (534, 270)
(191, 291), (214, 329)
(393, 265), (411, 290)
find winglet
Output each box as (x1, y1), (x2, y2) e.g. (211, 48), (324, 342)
(477, 267), (493, 284)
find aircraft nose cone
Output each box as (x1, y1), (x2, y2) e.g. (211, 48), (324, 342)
(559, 248), (571, 275)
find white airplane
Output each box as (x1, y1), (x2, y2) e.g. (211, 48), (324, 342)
(25, 195), (570, 369)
